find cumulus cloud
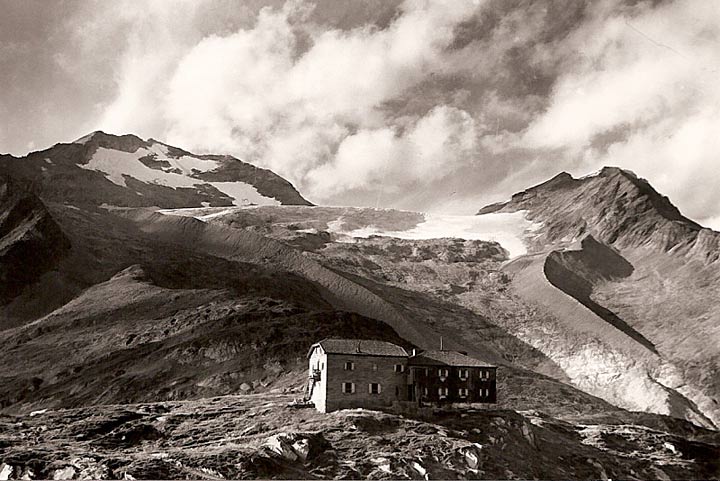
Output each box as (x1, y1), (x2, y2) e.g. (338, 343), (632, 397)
(148, 0), (483, 202)
(515, 0), (720, 225)
(2, 0), (720, 226)
(306, 105), (477, 197)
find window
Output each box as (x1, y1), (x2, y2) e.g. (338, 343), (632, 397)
(459, 388), (469, 398)
(438, 387), (449, 398)
(342, 382), (355, 394)
(423, 387), (429, 397)
(459, 368), (469, 380)
(369, 383), (381, 394)
(394, 364), (405, 373)
(344, 361), (355, 371)
(372, 363), (378, 371)
(424, 368), (430, 376)
(481, 370), (489, 379)
(438, 368), (449, 378)
(395, 386), (400, 397)
(480, 388), (489, 397)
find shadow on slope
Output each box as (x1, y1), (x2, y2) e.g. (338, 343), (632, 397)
(0, 260), (411, 412)
(543, 235), (657, 354)
(0, 177), (70, 304)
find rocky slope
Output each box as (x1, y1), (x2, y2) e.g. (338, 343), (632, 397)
(1, 394), (718, 480)
(478, 166), (720, 263)
(183, 169), (720, 430)
(475, 167), (720, 428)
(0, 131), (311, 209)
(1, 134), (719, 478)
(0, 176), (644, 423)
(0, 194), (415, 412)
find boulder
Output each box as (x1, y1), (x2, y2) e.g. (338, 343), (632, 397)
(0, 464), (13, 481)
(52, 466), (76, 480)
(291, 439), (310, 461)
(370, 457), (391, 473)
(78, 464), (109, 480)
(264, 434), (298, 461)
(521, 422), (537, 449)
(460, 443), (483, 469)
(411, 461), (427, 477)
(263, 433), (328, 462)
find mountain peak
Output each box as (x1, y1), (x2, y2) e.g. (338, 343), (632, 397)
(1, 133), (312, 209)
(73, 131), (147, 153)
(477, 166), (716, 262)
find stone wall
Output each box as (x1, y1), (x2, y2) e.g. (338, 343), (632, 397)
(308, 348), (328, 412)
(324, 354), (408, 411)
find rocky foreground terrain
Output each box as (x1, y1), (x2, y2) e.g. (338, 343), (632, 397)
(1, 133), (720, 478)
(2, 394), (719, 480)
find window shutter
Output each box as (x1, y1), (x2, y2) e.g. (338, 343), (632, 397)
(378, 384), (382, 393)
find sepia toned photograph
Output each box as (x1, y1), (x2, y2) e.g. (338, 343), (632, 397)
(1, 0), (719, 479)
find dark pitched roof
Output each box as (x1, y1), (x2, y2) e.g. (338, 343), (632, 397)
(311, 339), (408, 357)
(410, 350), (495, 367)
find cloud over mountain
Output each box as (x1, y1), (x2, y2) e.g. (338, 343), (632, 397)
(1, 0), (719, 227)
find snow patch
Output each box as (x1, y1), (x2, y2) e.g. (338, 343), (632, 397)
(196, 209), (236, 221)
(148, 143), (220, 174)
(158, 207), (243, 222)
(44, 158), (53, 164)
(209, 181), (280, 206)
(73, 132), (97, 144)
(79, 147), (197, 188)
(331, 211), (538, 258)
(78, 146), (279, 206)
(578, 169), (603, 180)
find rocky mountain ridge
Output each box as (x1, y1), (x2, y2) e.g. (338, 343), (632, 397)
(1, 135), (719, 478)
(473, 167), (720, 428)
(479, 167), (720, 263)
(0, 131), (311, 209)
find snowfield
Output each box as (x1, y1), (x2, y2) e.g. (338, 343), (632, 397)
(78, 145), (280, 206)
(331, 211), (538, 258)
(158, 206), (539, 258)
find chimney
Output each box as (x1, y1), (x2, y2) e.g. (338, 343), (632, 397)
(440, 336), (444, 351)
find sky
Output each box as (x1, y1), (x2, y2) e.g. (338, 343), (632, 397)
(1, 0), (719, 228)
